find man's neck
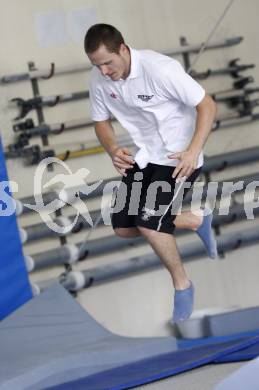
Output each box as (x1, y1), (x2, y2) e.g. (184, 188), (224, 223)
(122, 46), (131, 79)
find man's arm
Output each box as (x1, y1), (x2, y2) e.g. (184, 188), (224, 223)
(169, 94), (217, 179)
(95, 120), (135, 176)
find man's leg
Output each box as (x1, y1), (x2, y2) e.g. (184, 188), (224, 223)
(174, 210), (202, 230)
(134, 166), (204, 323)
(137, 226), (193, 323)
(165, 169), (218, 259)
(113, 165), (201, 322)
(174, 209), (218, 259)
(137, 226), (188, 289)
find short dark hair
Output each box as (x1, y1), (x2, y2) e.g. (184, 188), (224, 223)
(84, 23), (125, 54)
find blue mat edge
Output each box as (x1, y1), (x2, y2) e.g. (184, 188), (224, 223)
(178, 329), (259, 350)
(112, 336), (259, 390)
(46, 335), (259, 390)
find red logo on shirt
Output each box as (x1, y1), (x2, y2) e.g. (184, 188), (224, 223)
(110, 92), (118, 99)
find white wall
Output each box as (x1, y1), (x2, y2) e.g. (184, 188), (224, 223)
(0, 0), (259, 337)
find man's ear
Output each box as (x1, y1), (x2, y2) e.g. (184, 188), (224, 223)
(119, 43), (127, 54)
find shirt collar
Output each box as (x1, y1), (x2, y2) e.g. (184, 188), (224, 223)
(127, 47), (141, 80)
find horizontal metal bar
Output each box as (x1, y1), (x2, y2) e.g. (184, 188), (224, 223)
(0, 37), (243, 84)
(12, 106), (259, 145)
(12, 113), (259, 161)
(59, 224), (259, 291)
(13, 117), (115, 136)
(28, 203), (259, 271)
(202, 146), (259, 173)
(213, 87), (259, 102)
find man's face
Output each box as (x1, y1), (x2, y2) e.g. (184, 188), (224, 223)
(88, 44), (130, 81)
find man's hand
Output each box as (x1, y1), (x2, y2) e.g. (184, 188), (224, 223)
(111, 147), (135, 176)
(168, 149), (199, 180)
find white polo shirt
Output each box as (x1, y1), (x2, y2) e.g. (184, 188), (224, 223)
(89, 47), (205, 169)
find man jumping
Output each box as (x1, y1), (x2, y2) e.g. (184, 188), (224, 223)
(84, 23), (217, 323)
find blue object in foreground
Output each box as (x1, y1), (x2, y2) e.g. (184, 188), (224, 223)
(0, 137), (32, 320)
(48, 336), (259, 390)
(1, 283), (259, 390)
(196, 207), (218, 259)
(172, 281), (194, 323)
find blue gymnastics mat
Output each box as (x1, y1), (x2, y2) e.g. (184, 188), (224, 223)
(47, 337), (259, 390)
(0, 137), (32, 320)
(215, 341), (259, 363)
(178, 330), (259, 364)
(0, 283), (259, 390)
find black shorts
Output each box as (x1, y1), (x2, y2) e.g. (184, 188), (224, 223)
(111, 163), (201, 234)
